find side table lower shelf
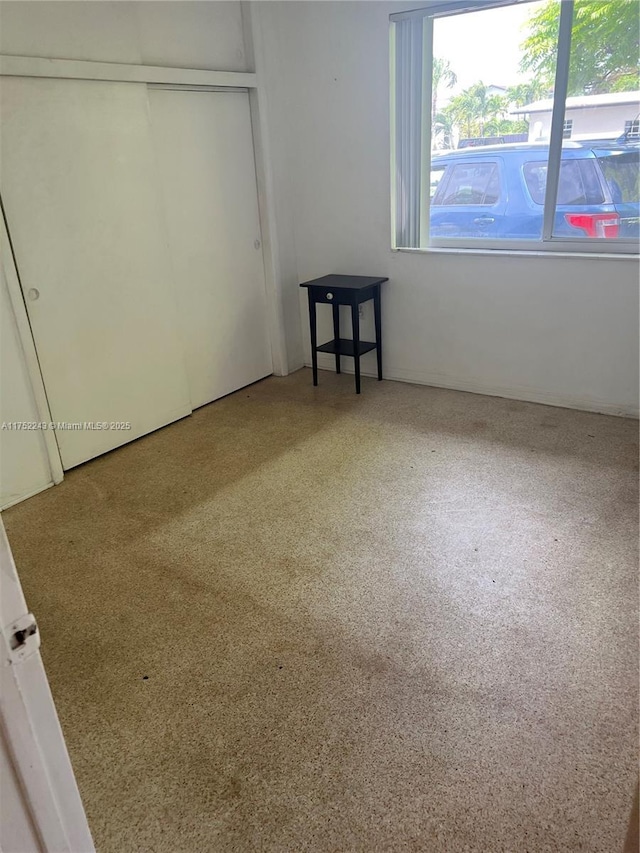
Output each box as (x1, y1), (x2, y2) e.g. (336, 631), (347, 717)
(317, 338), (377, 357)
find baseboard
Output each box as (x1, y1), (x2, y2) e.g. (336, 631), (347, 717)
(308, 354), (639, 419)
(1, 480), (54, 512)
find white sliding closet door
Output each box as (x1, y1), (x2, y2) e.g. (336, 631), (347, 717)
(147, 88), (271, 409)
(0, 77), (191, 469)
(0, 262), (53, 507)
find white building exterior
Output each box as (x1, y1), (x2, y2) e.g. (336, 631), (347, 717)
(513, 91), (640, 142)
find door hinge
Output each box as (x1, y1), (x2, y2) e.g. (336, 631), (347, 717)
(7, 613), (40, 663)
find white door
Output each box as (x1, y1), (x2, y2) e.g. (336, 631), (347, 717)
(0, 259), (55, 508)
(0, 519), (94, 852)
(0, 77), (191, 470)
(147, 88), (272, 409)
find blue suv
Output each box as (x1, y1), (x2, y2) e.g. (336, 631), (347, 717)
(429, 142), (639, 241)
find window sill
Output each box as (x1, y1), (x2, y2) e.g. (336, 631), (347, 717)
(393, 246), (639, 261)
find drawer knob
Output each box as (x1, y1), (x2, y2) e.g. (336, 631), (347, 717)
(326, 292), (333, 300)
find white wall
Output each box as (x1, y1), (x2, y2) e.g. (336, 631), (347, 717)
(0, 1), (247, 69)
(530, 103), (639, 142)
(255, 1), (639, 416)
(248, 2), (304, 371)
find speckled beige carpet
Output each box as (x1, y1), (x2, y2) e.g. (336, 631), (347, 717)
(3, 370), (638, 852)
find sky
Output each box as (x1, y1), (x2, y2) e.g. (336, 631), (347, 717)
(433, 0), (548, 103)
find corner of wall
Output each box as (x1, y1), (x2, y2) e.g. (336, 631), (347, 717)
(242, 1), (303, 376)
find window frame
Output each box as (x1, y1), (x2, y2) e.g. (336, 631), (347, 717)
(390, 0), (639, 255)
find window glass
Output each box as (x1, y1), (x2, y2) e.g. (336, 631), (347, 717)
(428, 0), (556, 241)
(393, 0), (638, 250)
(523, 159), (605, 205)
(430, 165), (447, 198)
(596, 151), (640, 203)
(551, 0), (639, 240)
(434, 163), (500, 206)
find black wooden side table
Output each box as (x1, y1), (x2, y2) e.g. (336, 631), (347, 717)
(300, 274), (388, 394)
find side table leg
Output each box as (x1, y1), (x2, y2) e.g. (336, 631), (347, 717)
(351, 303), (361, 394)
(374, 286), (383, 381)
(308, 291), (318, 386)
(332, 303), (341, 374)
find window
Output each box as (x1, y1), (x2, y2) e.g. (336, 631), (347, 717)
(597, 150), (640, 203)
(523, 160), (604, 206)
(391, 0), (639, 253)
(430, 165), (447, 198)
(434, 163), (500, 206)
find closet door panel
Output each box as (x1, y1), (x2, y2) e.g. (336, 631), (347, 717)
(0, 264), (53, 508)
(147, 89), (271, 409)
(0, 77), (191, 469)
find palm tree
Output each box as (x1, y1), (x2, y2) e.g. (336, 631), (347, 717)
(485, 94), (508, 133)
(506, 80), (550, 108)
(459, 84), (506, 137)
(484, 116), (528, 136)
(447, 83), (492, 137)
(504, 81), (551, 137)
(433, 107), (457, 149)
(467, 83), (502, 136)
(447, 88), (479, 138)
(443, 82), (525, 144)
(432, 58), (457, 125)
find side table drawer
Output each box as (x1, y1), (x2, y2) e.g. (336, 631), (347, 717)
(311, 288), (343, 305)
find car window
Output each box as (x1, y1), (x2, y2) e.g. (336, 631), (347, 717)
(433, 162), (500, 206)
(523, 159), (605, 206)
(430, 165), (447, 199)
(595, 151), (640, 203)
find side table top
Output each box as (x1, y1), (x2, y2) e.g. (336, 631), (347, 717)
(299, 274), (388, 291)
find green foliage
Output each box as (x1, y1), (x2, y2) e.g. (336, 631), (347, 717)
(430, 1), (638, 147)
(432, 57), (458, 123)
(433, 109), (456, 149)
(484, 117), (529, 136)
(433, 57), (457, 93)
(506, 80), (551, 107)
(520, 0), (640, 95)
(442, 83), (525, 140)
